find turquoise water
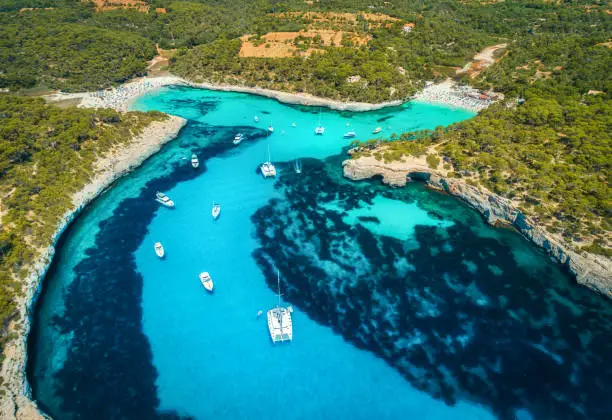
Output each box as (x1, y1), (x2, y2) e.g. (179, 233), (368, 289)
(29, 87), (612, 419)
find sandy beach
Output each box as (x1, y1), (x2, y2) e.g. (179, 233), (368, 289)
(411, 79), (501, 112)
(0, 115), (187, 420)
(45, 76), (498, 114)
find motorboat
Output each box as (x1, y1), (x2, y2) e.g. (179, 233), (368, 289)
(267, 270), (293, 343)
(212, 202), (221, 219)
(291, 122), (296, 127)
(343, 131), (356, 139)
(191, 153), (199, 168)
(254, 116), (259, 122)
(373, 126), (382, 134)
(268, 125), (274, 133)
(260, 145), (276, 178)
(155, 192), (175, 208)
(154, 242), (165, 258)
(233, 133), (244, 145)
(199, 272), (214, 293)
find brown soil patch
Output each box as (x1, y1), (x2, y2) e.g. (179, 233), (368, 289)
(239, 30), (369, 58)
(19, 7), (56, 12)
(278, 11), (399, 28)
(92, 0), (149, 13)
(457, 43), (507, 78)
(147, 45), (176, 76)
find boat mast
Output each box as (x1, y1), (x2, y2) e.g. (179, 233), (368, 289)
(267, 144), (271, 163)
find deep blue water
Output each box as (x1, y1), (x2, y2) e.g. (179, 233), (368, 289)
(28, 86), (612, 420)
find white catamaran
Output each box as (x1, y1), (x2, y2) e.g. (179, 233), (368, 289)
(191, 153), (199, 168)
(260, 144), (276, 178)
(267, 270), (293, 343)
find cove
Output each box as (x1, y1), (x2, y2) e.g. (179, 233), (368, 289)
(28, 86), (612, 419)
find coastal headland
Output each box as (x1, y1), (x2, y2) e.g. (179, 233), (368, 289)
(343, 152), (611, 297)
(0, 115), (186, 420)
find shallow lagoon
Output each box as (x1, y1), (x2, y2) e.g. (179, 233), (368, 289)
(29, 87), (611, 419)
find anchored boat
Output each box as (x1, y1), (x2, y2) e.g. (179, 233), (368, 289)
(373, 126), (382, 134)
(212, 201), (221, 219)
(267, 270), (293, 343)
(233, 133), (244, 145)
(260, 144), (276, 178)
(155, 192), (175, 208)
(343, 131), (356, 139)
(199, 272), (214, 293)
(191, 153), (199, 168)
(154, 242), (165, 258)
(294, 160), (302, 174)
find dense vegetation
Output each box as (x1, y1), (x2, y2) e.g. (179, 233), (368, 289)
(0, 95), (165, 354)
(349, 1), (611, 253)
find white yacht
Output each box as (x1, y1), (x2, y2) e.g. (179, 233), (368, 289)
(212, 202), (221, 219)
(260, 145), (276, 178)
(343, 131), (356, 139)
(373, 126), (382, 134)
(191, 153), (199, 168)
(199, 272), (214, 293)
(291, 122), (296, 127)
(254, 116), (259, 122)
(155, 192), (175, 208)
(267, 270), (293, 343)
(154, 242), (165, 258)
(268, 124), (274, 133)
(233, 133), (244, 145)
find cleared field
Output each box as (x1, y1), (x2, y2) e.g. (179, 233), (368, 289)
(240, 30), (370, 58)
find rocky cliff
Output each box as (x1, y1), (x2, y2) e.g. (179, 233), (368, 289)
(0, 115), (187, 420)
(343, 155), (611, 298)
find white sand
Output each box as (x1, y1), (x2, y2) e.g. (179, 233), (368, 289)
(44, 75), (498, 114)
(411, 79), (502, 112)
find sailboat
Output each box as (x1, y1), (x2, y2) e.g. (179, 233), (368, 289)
(343, 131), (356, 139)
(260, 144), (276, 178)
(212, 201), (221, 219)
(267, 269), (293, 343)
(294, 160), (302, 174)
(191, 153), (199, 168)
(314, 112), (325, 135)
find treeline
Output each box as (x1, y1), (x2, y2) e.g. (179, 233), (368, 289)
(0, 95), (166, 353)
(171, 38), (419, 103)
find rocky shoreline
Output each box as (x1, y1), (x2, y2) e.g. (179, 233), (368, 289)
(343, 155), (612, 298)
(0, 115), (187, 420)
